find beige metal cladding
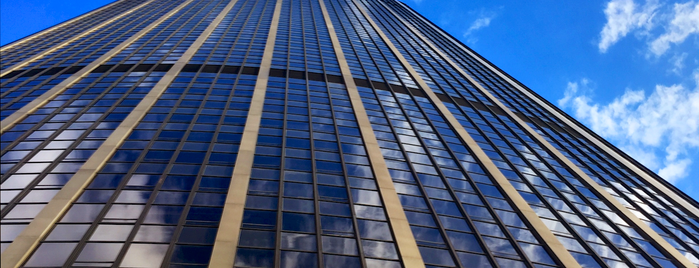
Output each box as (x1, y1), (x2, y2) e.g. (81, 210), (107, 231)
(0, 0), (236, 267)
(0, 0), (198, 134)
(0, 0), (157, 77)
(398, 1), (699, 220)
(208, 0), (283, 267)
(382, 2), (696, 267)
(350, 0), (583, 267)
(317, 0), (426, 267)
(0, 0), (123, 52)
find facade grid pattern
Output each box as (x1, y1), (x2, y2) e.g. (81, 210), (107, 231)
(0, 0), (186, 120)
(0, 0), (144, 69)
(1, 0), (698, 267)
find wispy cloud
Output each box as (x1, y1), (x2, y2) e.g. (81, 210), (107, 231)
(598, 0), (699, 57)
(463, 9), (500, 43)
(598, 0), (659, 53)
(649, 1), (699, 56)
(559, 75), (699, 183)
(670, 52), (688, 74)
(465, 16), (494, 36)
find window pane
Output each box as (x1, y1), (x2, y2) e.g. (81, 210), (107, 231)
(322, 236), (358, 255)
(24, 243), (77, 267)
(281, 233), (316, 251)
(280, 251), (318, 268)
(121, 244), (168, 267)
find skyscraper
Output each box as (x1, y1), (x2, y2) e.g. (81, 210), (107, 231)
(1, 0), (698, 267)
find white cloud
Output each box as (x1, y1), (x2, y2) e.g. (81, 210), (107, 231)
(463, 9), (499, 43)
(559, 76), (699, 183)
(465, 16), (494, 35)
(598, 0), (659, 53)
(670, 52), (688, 74)
(658, 158), (692, 181)
(649, 1), (699, 56)
(597, 0), (699, 57)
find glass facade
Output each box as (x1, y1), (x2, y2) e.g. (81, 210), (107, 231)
(1, 0), (697, 267)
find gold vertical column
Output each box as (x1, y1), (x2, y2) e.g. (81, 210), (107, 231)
(208, 0), (283, 267)
(350, 1), (582, 267)
(379, 2), (696, 267)
(0, 0), (192, 133)
(0, 1), (238, 267)
(0, 0), (157, 77)
(317, 0), (425, 267)
(396, 1), (699, 220)
(0, 0), (122, 52)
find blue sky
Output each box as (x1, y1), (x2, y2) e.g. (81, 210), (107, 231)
(1, 0), (697, 200)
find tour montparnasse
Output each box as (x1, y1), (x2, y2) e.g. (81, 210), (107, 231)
(1, 0), (698, 267)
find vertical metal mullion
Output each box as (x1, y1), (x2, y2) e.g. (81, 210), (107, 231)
(111, 70), (241, 268)
(370, 3), (568, 264)
(324, 1), (469, 266)
(585, 153), (699, 253)
(304, 1), (327, 266)
(334, 7), (502, 257)
(365, 3), (561, 266)
(158, 82), (225, 267)
(115, 1), (252, 266)
(337, 0), (471, 263)
(373, 86), (506, 267)
(272, 74), (289, 268)
(309, 8), (370, 265)
(163, 0), (260, 265)
(274, 0), (294, 262)
(104, 71), (203, 267)
(321, 85), (370, 268)
(273, 1), (292, 264)
(303, 1), (335, 266)
(1, 65), (160, 264)
(319, 6), (425, 258)
(318, 0), (424, 266)
(209, 0), (284, 265)
(383, 86), (516, 267)
(303, 1), (328, 265)
(154, 2), (242, 266)
(357, 2), (541, 266)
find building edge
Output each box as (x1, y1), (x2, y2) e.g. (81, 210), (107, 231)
(394, 0), (699, 219)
